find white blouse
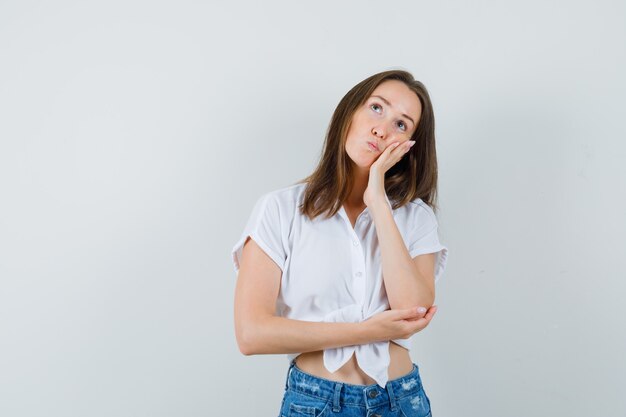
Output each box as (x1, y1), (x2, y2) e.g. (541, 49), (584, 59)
(231, 182), (449, 388)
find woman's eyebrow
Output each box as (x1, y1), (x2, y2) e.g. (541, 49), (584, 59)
(370, 95), (415, 126)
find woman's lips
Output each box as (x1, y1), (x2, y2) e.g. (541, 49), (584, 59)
(367, 141), (379, 152)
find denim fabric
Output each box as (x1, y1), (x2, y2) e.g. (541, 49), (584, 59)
(278, 359), (432, 417)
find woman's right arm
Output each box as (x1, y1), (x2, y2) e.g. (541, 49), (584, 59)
(234, 237), (435, 355)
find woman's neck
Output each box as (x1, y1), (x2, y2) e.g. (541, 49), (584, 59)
(345, 170), (369, 208)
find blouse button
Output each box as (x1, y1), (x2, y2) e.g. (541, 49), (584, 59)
(355, 271), (362, 277)
(353, 240), (359, 246)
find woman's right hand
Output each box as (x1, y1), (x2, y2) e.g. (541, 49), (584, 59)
(362, 306), (438, 342)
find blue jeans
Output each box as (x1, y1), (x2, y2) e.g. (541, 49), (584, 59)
(278, 358), (432, 417)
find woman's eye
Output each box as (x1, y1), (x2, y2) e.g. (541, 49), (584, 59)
(370, 103), (382, 112)
(397, 121), (406, 131)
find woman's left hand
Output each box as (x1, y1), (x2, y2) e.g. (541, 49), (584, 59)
(363, 140), (415, 207)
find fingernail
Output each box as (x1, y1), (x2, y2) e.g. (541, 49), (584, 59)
(408, 141), (416, 147)
(417, 307), (426, 313)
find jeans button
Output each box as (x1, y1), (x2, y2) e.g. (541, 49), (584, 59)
(368, 390), (379, 398)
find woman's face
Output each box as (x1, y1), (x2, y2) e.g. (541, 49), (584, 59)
(345, 79), (422, 169)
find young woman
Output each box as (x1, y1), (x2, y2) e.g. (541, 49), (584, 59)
(232, 69), (448, 417)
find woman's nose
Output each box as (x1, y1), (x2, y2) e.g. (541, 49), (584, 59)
(371, 125), (386, 138)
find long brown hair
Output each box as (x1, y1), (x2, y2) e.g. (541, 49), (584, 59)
(294, 69), (440, 220)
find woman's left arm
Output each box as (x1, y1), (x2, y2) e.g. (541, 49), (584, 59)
(364, 140), (435, 310)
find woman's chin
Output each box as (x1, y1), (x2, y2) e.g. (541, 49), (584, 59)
(347, 151), (375, 170)
(351, 159), (373, 171)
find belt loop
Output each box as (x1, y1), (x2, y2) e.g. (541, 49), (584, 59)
(386, 380), (397, 411)
(332, 382), (343, 412)
(285, 359), (296, 391)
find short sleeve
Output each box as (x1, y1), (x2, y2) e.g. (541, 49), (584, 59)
(231, 192), (287, 274)
(407, 203), (449, 284)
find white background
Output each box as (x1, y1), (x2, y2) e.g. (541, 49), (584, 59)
(1, 1), (625, 416)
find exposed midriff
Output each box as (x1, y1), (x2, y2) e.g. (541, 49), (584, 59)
(294, 341), (413, 385)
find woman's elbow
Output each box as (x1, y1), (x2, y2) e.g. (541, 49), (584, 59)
(236, 324), (256, 356)
(236, 317), (269, 356)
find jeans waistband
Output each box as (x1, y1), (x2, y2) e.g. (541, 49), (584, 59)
(284, 358), (424, 411)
